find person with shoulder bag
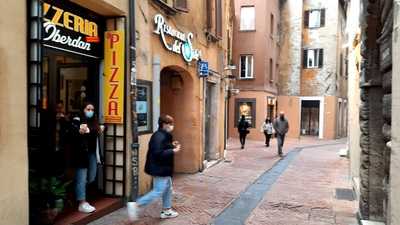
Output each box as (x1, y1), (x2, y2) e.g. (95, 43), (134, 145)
(237, 115), (250, 149)
(260, 118), (274, 147)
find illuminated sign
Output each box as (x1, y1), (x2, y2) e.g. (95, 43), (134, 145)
(42, 1), (103, 58)
(104, 31), (125, 124)
(153, 14), (201, 62)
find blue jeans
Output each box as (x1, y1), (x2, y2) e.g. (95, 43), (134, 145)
(75, 152), (97, 201)
(137, 176), (173, 209)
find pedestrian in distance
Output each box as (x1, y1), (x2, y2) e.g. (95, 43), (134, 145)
(273, 111), (289, 157)
(260, 118), (274, 147)
(70, 102), (104, 213)
(127, 115), (181, 221)
(237, 115), (250, 149)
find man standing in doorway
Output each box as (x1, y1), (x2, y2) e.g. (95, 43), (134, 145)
(273, 111), (289, 157)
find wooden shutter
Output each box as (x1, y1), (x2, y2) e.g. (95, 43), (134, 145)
(318, 49), (324, 68)
(304, 10), (309, 28)
(174, 0), (188, 11)
(206, 0), (213, 30)
(303, 49), (308, 68)
(320, 9), (326, 27)
(215, 0), (222, 38)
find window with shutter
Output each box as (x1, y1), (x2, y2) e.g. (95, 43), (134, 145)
(240, 55), (254, 79)
(305, 9), (325, 28)
(303, 49), (324, 69)
(318, 49), (324, 68)
(206, 0), (213, 30)
(174, 0), (188, 12)
(320, 9), (326, 27)
(304, 11), (309, 28)
(240, 6), (255, 31)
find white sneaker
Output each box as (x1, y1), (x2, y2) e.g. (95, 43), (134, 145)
(78, 202), (96, 213)
(127, 202), (139, 221)
(160, 209), (179, 219)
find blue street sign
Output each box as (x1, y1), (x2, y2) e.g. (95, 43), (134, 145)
(198, 61), (209, 77)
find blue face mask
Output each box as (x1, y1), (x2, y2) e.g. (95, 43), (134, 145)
(85, 111), (94, 118)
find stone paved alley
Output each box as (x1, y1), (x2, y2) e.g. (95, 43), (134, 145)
(89, 138), (357, 225)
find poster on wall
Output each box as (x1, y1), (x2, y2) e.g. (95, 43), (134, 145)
(238, 101), (254, 126)
(104, 31), (125, 124)
(137, 84), (152, 132)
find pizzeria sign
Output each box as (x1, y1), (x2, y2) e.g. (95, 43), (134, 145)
(42, 1), (103, 58)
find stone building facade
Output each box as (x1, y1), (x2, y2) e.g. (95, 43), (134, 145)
(351, 0), (394, 224)
(278, 0), (348, 139)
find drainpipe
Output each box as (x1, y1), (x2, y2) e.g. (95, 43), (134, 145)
(129, 0), (139, 201)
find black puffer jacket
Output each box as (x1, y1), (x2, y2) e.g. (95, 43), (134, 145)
(70, 117), (100, 168)
(144, 129), (175, 177)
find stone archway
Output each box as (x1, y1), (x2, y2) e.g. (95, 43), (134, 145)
(160, 66), (201, 173)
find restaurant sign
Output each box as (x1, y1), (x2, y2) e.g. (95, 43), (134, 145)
(42, 1), (103, 58)
(104, 31), (125, 124)
(154, 14), (201, 63)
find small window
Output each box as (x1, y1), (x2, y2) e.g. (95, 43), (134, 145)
(269, 58), (273, 82)
(240, 6), (255, 31)
(270, 14), (274, 36)
(304, 9), (325, 28)
(303, 49), (324, 69)
(137, 81), (153, 133)
(174, 0), (188, 11)
(240, 55), (254, 79)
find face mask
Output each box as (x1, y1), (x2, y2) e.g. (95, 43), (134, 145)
(85, 111), (94, 118)
(166, 125), (174, 133)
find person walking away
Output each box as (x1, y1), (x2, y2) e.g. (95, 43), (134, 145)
(273, 112), (289, 156)
(70, 102), (103, 213)
(127, 115), (181, 221)
(237, 115), (250, 149)
(261, 118), (273, 147)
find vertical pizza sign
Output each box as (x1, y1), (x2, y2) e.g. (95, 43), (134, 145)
(104, 31), (124, 123)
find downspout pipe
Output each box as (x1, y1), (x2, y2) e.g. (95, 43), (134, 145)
(129, 0), (139, 202)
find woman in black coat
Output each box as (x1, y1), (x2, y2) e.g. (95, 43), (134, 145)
(70, 102), (102, 213)
(237, 115), (250, 149)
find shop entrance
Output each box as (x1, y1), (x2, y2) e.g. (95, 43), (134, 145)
(28, 49), (122, 225)
(300, 100), (320, 136)
(160, 66), (198, 173)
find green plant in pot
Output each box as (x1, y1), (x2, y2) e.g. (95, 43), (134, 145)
(30, 175), (72, 224)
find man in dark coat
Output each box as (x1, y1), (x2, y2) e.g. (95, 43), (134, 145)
(128, 115), (181, 221)
(273, 111), (289, 156)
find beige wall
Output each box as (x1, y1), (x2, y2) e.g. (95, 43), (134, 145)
(390, 1), (400, 224)
(0, 1), (28, 224)
(136, 0), (232, 191)
(324, 96), (338, 140)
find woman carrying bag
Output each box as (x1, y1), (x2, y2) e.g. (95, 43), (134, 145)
(260, 118), (274, 147)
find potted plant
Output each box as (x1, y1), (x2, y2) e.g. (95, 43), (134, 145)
(30, 175), (72, 224)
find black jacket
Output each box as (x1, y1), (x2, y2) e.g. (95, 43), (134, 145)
(70, 117), (99, 168)
(144, 129), (175, 177)
(237, 119), (250, 134)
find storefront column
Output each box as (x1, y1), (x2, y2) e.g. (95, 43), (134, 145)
(152, 55), (161, 131)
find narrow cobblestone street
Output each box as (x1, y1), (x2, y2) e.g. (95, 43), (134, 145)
(89, 137), (357, 225)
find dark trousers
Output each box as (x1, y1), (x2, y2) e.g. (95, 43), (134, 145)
(239, 132), (247, 147)
(264, 131), (272, 146)
(277, 134), (285, 155)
